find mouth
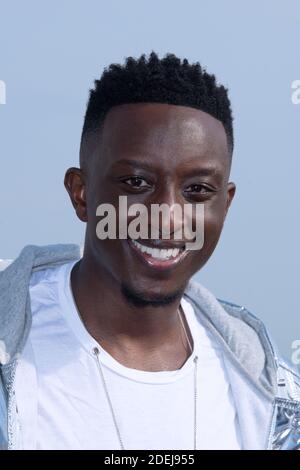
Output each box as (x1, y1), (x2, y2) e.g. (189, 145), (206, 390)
(128, 238), (189, 270)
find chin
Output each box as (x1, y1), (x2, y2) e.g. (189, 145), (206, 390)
(120, 281), (185, 308)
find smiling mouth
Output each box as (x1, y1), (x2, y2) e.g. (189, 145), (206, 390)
(128, 239), (188, 270)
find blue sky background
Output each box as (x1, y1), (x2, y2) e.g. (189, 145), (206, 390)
(0, 0), (299, 366)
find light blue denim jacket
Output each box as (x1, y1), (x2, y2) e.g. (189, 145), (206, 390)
(0, 244), (300, 450)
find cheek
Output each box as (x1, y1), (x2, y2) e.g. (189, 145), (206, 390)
(85, 185), (118, 235)
(202, 205), (226, 252)
(181, 203), (226, 271)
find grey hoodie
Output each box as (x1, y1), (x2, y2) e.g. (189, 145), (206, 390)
(0, 244), (300, 450)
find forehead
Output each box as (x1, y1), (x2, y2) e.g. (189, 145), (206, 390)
(95, 103), (230, 173)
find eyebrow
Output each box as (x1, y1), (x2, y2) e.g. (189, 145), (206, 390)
(112, 159), (156, 172)
(181, 167), (220, 178)
(112, 158), (221, 177)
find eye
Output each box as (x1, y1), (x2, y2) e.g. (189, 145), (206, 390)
(183, 183), (216, 201)
(122, 176), (151, 189)
(184, 184), (213, 194)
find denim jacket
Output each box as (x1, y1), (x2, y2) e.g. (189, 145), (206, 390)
(0, 244), (299, 450)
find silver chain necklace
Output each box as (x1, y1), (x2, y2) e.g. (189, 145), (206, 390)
(69, 279), (198, 449)
(91, 306), (199, 450)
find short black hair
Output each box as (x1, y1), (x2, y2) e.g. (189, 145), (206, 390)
(81, 52), (234, 158)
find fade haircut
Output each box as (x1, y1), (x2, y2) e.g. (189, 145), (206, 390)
(80, 52), (234, 165)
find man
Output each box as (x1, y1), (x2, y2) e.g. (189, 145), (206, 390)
(0, 52), (299, 450)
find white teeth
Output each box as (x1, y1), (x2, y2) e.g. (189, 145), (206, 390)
(131, 240), (183, 260)
(171, 248), (180, 257)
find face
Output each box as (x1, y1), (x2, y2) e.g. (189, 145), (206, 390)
(65, 103), (235, 305)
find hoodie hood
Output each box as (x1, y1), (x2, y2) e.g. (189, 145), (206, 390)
(0, 244), (81, 366)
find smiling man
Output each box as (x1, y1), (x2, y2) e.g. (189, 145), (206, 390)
(0, 53), (300, 451)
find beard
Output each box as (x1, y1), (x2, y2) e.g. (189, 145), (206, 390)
(120, 282), (186, 308)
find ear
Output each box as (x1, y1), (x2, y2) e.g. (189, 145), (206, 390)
(64, 167), (88, 222)
(224, 182), (236, 219)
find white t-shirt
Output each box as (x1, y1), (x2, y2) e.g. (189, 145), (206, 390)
(21, 261), (242, 450)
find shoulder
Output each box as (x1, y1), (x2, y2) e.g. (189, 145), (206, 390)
(186, 280), (300, 400)
(0, 259), (13, 271)
(220, 299), (300, 396)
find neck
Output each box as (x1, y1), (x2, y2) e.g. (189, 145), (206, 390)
(70, 254), (193, 371)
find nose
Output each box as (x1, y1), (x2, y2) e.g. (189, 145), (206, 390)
(148, 186), (184, 239)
